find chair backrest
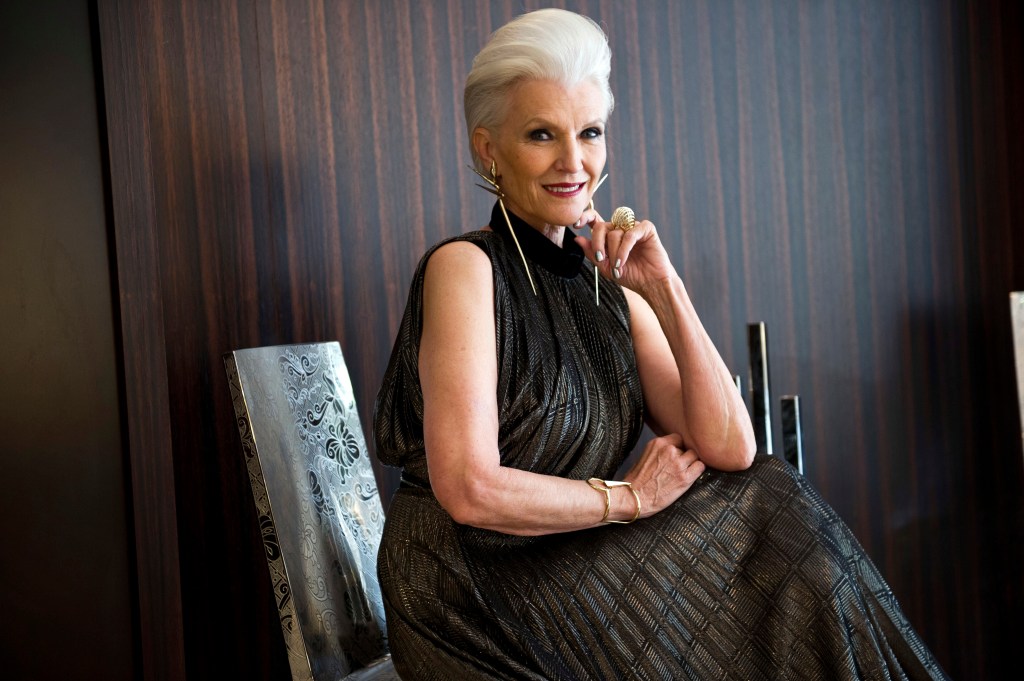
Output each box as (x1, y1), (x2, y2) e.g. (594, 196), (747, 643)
(1012, 292), (1024, 457)
(225, 342), (391, 680)
(744, 322), (804, 473)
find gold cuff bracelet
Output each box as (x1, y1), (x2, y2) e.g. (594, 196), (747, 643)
(586, 478), (642, 524)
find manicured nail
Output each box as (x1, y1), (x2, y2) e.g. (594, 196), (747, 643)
(595, 250), (604, 262)
(613, 267), (621, 279)
(614, 258), (621, 269)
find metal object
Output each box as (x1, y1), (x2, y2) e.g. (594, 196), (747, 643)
(1012, 293), (1024, 457)
(611, 206), (636, 232)
(225, 342), (399, 681)
(781, 395), (805, 474)
(748, 322), (773, 454)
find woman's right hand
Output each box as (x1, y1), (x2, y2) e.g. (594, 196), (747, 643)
(621, 433), (705, 519)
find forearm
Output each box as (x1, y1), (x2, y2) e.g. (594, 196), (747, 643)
(641, 275), (755, 469)
(432, 462), (638, 536)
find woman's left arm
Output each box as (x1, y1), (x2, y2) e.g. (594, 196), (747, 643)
(577, 211), (756, 471)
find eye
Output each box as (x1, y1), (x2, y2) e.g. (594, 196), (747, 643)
(528, 129), (553, 141)
(581, 127), (604, 139)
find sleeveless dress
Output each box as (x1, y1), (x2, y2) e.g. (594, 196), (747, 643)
(373, 204), (948, 680)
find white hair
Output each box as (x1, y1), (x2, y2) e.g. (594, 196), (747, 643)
(464, 8), (614, 170)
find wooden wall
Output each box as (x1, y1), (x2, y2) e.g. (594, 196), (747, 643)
(96, 1), (1022, 678)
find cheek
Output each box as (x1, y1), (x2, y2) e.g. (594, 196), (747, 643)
(508, 152), (545, 186)
(587, 146), (607, 168)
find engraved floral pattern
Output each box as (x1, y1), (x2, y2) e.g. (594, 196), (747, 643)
(226, 343), (393, 680)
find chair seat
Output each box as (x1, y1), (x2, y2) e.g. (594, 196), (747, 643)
(344, 656), (400, 681)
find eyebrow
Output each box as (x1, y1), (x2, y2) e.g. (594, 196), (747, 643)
(521, 117), (607, 130)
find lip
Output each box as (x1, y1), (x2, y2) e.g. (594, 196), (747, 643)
(542, 182), (587, 198)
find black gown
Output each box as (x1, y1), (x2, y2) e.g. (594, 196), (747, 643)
(372, 204), (948, 680)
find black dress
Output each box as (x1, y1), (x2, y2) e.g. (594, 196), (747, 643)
(373, 204), (947, 680)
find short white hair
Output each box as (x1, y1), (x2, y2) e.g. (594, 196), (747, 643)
(464, 8), (614, 170)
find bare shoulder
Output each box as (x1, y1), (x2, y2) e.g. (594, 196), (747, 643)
(419, 238), (498, 407)
(422, 240), (495, 333)
(424, 239), (493, 288)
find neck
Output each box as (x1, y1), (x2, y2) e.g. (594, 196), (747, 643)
(540, 223), (565, 247)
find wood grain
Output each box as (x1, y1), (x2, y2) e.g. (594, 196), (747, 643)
(98, 1), (1022, 678)
(96, 1), (187, 678)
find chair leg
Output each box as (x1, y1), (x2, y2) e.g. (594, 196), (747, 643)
(748, 322), (773, 455)
(781, 395), (804, 474)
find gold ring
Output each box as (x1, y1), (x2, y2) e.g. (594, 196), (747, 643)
(611, 206), (636, 232)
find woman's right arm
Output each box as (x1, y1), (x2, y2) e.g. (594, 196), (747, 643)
(419, 241), (705, 535)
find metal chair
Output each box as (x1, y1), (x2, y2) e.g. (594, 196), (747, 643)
(1012, 292), (1024, 457)
(225, 342), (399, 680)
(744, 321), (805, 473)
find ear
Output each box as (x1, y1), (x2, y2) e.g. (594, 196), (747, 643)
(472, 127), (495, 169)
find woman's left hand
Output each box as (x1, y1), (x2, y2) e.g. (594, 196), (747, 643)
(573, 207), (677, 297)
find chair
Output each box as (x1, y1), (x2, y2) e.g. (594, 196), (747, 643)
(744, 322), (805, 473)
(1012, 292), (1024, 457)
(225, 342), (400, 681)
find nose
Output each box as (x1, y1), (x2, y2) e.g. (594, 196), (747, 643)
(556, 139), (583, 173)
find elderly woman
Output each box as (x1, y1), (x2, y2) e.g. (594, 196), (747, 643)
(374, 8), (946, 680)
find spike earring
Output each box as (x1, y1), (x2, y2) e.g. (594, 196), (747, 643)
(588, 173), (609, 306)
(470, 160), (537, 296)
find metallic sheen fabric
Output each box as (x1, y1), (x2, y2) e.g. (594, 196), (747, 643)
(373, 205), (948, 680)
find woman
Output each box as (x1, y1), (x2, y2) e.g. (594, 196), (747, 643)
(374, 8), (946, 680)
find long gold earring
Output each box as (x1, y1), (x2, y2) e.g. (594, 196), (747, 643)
(588, 173), (609, 307)
(470, 160), (537, 296)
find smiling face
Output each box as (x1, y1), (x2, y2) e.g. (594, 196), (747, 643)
(473, 79), (608, 231)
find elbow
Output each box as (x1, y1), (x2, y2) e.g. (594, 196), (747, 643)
(433, 469), (497, 527)
(703, 429), (756, 472)
(442, 495), (482, 527)
(733, 437), (757, 471)
(728, 426), (757, 471)
(722, 413), (757, 471)
(704, 445), (754, 472)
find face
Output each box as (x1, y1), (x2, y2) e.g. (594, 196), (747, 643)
(474, 79), (608, 230)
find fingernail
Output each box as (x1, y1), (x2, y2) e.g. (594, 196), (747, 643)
(574, 219), (582, 228)
(613, 267), (621, 279)
(595, 250), (604, 262)
(614, 258), (621, 269)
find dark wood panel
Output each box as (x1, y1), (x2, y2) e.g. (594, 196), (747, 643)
(96, 1), (187, 679)
(98, 1), (1022, 678)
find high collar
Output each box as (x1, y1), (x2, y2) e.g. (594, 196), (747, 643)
(489, 202), (585, 279)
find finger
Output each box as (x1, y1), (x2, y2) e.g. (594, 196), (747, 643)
(611, 220), (655, 274)
(574, 207), (604, 228)
(603, 226), (637, 280)
(572, 212), (600, 264)
(573, 235), (598, 265)
(575, 234), (612, 280)
(587, 219), (610, 265)
(678, 448), (701, 465)
(682, 459), (706, 484)
(589, 221), (619, 273)
(644, 433), (684, 459)
(658, 432), (686, 449)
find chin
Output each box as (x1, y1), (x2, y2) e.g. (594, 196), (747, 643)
(543, 206), (585, 228)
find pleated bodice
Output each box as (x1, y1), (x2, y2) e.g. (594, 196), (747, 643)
(374, 202), (643, 492)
